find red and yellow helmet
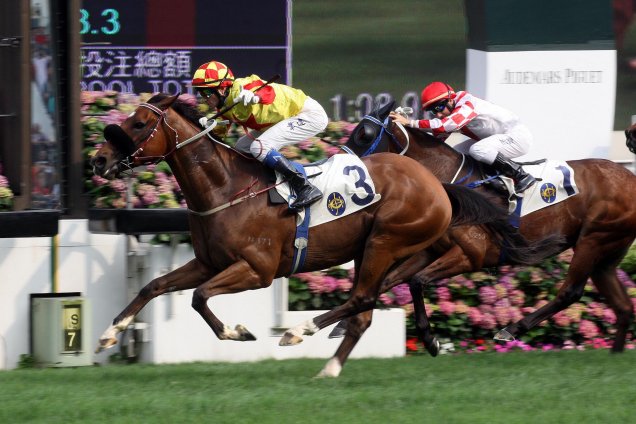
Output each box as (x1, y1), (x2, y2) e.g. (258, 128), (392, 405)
(421, 82), (455, 109)
(191, 61), (235, 88)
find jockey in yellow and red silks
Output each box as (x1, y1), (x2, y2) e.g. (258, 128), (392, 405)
(192, 61), (328, 210)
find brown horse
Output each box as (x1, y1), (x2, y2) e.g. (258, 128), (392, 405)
(332, 102), (636, 372)
(90, 94), (517, 374)
(626, 123), (636, 155)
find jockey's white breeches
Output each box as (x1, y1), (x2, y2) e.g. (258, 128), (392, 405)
(453, 123), (533, 164)
(242, 97), (329, 162)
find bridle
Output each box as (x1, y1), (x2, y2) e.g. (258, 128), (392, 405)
(358, 114), (410, 157)
(111, 102), (219, 170)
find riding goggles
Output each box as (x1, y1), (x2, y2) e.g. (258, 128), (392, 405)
(197, 87), (218, 99)
(426, 100), (449, 114)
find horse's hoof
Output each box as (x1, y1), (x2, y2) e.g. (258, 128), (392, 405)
(493, 328), (515, 342)
(328, 322), (347, 339)
(314, 358), (342, 378)
(235, 325), (256, 341)
(95, 337), (117, 353)
(279, 332), (303, 346)
(426, 338), (440, 357)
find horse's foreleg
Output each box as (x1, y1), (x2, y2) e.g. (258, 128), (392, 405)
(280, 254), (395, 346)
(190, 259), (265, 341)
(591, 263), (634, 352)
(316, 310), (373, 378)
(408, 281), (439, 357)
(329, 250), (435, 339)
(96, 258), (211, 353)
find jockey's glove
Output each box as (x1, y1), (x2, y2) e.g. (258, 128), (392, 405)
(234, 86), (260, 106)
(198, 116), (218, 129)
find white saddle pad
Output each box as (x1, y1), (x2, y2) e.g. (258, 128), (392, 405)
(508, 160), (579, 216)
(276, 154), (382, 227)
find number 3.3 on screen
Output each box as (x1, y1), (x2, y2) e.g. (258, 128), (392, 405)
(79, 8), (121, 36)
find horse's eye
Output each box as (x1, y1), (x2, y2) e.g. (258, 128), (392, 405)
(133, 121), (145, 130)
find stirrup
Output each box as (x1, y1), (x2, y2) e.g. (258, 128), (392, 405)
(514, 174), (536, 193)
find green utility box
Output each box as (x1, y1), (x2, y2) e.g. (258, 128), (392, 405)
(30, 293), (93, 367)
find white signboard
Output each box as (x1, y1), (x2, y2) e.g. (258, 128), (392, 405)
(467, 49), (616, 161)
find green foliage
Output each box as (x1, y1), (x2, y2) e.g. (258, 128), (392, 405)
(17, 354), (36, 369)
(619, 244), (636, 277)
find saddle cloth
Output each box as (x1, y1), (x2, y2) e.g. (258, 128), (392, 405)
(276, 154), (382, 227)
(506, 160), (579, 217)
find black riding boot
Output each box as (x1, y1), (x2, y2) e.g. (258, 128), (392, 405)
(492, 153), (536, 193)
(272, 155), (323, 209)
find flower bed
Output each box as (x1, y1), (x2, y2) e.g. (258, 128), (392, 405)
(289, 249), (636, 354)
(0, 165), (14, 211)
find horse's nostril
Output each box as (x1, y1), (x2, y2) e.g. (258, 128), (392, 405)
(91, 155), (106, 170)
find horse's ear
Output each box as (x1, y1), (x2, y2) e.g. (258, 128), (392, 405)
(156, 93), (181, 110)
(376, 100), (396, 119)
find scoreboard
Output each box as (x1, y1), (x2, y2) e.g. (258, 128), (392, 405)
(80, 0), (291, 94)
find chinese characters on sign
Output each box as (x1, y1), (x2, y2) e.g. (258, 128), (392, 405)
(80, 48), (194, 94)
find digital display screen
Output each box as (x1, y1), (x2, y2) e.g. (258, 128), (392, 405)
(80, 0), (290, 94)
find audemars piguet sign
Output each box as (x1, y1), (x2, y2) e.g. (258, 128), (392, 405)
(465, 0), (615, 161)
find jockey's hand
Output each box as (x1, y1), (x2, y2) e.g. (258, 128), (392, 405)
(389, 111), (410, 126)
(198, 116), (218, 129)
(234, 86), (260, 106)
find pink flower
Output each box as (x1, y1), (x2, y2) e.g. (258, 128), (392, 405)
(468, 307), (483, 326)
(553, 311), (571, 327)
(378, 293), (393, 306)
(436, 286), (451, 301)
(391, 284), (412, 306)
(603, 308), (617, 325)
(479, 286), (497, 305)
(579, 319), (599, 339)
(494, 306), (511, 325)
(337, 278), (352, 292)
(439, 300), (456, 316)
(480, 312), (497, 330)
(586, 302), (605, 319)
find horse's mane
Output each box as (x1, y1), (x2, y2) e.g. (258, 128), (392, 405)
(148, 94), (204, 127)
(403, 125), (462, 155)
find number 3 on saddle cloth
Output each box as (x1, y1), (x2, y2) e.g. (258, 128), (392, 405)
(274, 154), (382, 275)
(505, 160), (579, 228)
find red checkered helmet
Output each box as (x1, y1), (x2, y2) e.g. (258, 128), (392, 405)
(421, 82), (455, 109)
(191, 61), (235, 88)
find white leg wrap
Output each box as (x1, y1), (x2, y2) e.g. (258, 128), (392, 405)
(101, 315), (133, 340)
(316, 357), (342, 378)
(288, 319), (319, 338)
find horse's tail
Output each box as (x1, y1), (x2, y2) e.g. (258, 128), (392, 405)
(443, 183), (566, 265)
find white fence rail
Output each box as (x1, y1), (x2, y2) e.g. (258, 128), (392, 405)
(0, 220), (404, 370)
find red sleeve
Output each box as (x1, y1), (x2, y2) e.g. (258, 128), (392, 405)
(243, 80), (276, 105)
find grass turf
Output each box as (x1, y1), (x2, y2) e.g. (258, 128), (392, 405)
(1, 349), (634, 423)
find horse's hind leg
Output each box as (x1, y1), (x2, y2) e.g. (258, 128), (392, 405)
(591, 262), (634, 352)
(495, 246), (595, 342)
(96, 258), (211, 353)
(316, 310), (373, 378)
